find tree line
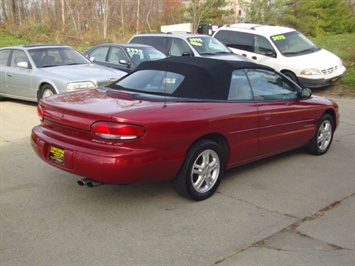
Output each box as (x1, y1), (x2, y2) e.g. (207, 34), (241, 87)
(0, 0), (354, 45)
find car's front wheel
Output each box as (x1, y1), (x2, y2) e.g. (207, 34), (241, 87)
(39, 84), (56, 100)
(173, 139), (224, 201)
(307, 113), (334, 155)
(283, 71), (300, 86)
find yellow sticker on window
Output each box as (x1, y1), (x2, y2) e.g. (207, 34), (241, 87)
(126, 48), (143, 53)
(189, 38), (203, 46)
(272, 35), (286, 41)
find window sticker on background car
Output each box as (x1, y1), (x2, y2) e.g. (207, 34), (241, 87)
(189, 38), (203, 46)
(272, 35), (286, 41)
(126, 48), (143, 54)
(163, 78), (177, 84)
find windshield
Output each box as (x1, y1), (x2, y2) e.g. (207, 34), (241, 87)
(29, 47), (91, 68)
(125, 47), (166, 64)
(271, 31), (319, 56)
(187, 37), (231, 55)
(110, 70), (184, 95)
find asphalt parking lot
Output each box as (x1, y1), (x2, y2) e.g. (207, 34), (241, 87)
(0, 96), (354, 265)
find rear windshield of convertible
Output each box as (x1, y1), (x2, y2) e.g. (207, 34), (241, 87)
(111, 70), (184, 95)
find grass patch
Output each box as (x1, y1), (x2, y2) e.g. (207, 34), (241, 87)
(311, 34), (355, 96)
(0, 29), (31, 46)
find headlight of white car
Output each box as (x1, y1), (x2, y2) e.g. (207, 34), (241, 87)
(300, 68), (322, 76)
(66, 81), (96, 91)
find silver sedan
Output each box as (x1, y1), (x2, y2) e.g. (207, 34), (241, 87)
(0, 44), (127, 102)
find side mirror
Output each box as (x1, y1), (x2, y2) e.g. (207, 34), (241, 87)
(265, 51), (277, 58)
(17, 61), (29, 69)
(181, 52), (194, 57)
(89, 56), (96, 62)
(301, 88), (312, 99)
(119, 59), (129, 66)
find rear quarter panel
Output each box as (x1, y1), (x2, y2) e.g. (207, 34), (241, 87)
(112, 101), (260, 171)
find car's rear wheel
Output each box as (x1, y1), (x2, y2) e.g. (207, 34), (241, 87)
(307, 113), (334, 155)
(39, 84), (56, 100)
(173, 139), (224, 201)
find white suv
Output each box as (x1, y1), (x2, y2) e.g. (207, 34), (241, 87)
(128, 33), (248, 62)
(213, 23), (346, 88)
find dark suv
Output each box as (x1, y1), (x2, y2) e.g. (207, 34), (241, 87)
(128, 33), (248, 61)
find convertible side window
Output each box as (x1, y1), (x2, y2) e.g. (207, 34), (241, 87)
(228, 69), (253, 100)
(246, 69), (298, 100)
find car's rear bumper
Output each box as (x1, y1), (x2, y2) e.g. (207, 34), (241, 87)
(31, 126), (181, 184)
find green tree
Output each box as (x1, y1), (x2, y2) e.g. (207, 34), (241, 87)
(239, 0), (285, 25)
(321, 0), (355, 35)
(181, 0), (230, 32)
(279, 0), (355, 36)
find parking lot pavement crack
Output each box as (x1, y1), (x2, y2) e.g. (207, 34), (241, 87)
(286, 193), (354, 231)
(213, 231), (348, 265)
(335, 132), (355, 141)
(213, 194), (354, 265)
(339, 120), (355, 126)
(0, 136), (10, 142)
(217, 192), (299, 220)
(252, 230), (348, 251)
(0, 136), (31, 146)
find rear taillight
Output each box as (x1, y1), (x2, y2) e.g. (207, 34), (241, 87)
(37, 104), (44, 121)
(91, 122), (145, 140)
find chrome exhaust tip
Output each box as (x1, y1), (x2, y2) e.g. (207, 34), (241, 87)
(77, 178), (90, 186)
(86, 180), (102, 188)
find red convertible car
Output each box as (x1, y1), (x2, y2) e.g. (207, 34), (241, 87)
(31, 57), (339, 201)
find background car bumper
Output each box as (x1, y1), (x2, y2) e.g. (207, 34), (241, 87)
(298, 72), (345, 88)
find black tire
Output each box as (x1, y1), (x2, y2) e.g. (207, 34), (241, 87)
(283, 71), (300, 86)
(39, 84), (56, 101)
(306, 114), (334, 155)
(173, 139), (225, 201)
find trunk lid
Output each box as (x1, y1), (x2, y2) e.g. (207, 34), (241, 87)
(40, 88), (161, 130)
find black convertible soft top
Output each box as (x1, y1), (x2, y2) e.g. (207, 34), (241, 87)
(121, 57), (275, 100)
